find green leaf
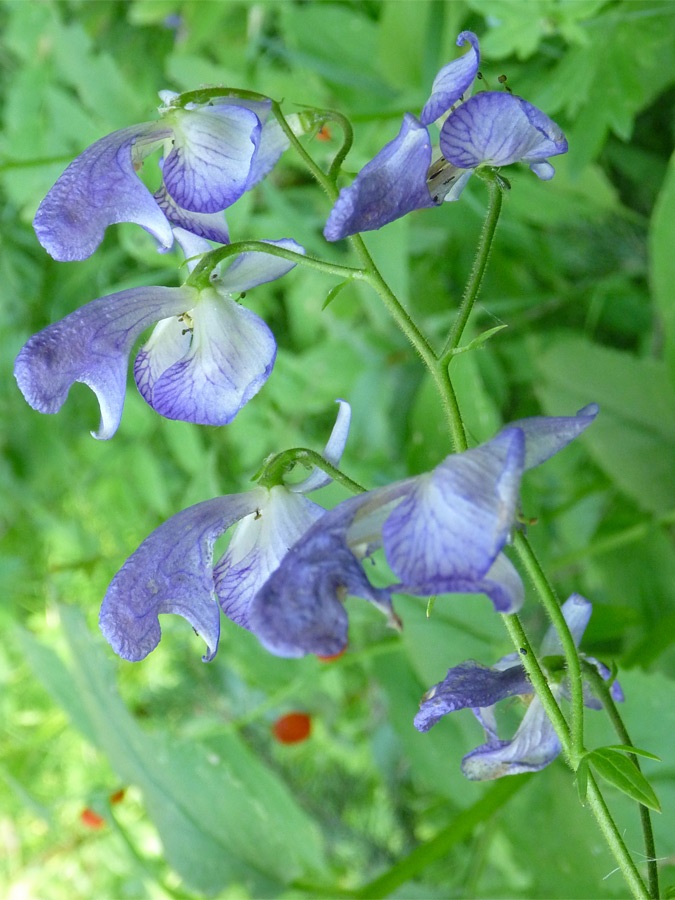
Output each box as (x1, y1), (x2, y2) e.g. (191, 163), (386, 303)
(649, 150), (675, 379)
(586, 748), (662, 812)
(20, 606), (326, 895)
(535, 336), (675, 514)
(601, 745), (662, 763)
(447, 324), (508, 357)
(322, 279), (351, 310)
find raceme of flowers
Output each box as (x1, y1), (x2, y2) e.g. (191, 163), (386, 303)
(323, 30), (568, 240)
(414, 594), (625, 780)
(99, 404), (597, 664)
(14, 229), (303, 438)
(33, 92), (289, 261)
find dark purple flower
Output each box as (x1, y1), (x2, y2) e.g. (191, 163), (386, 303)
(324, 30), (567, 241)
(415, 594), (624, 780)
(34, 91), (289, 261)
(99, 402), (352, 661)
(248, 406), (598, 657)
(14, 231), (304, 438)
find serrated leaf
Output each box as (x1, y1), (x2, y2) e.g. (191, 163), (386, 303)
(587, 748), (661, 812)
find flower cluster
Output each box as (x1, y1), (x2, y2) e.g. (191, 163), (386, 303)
(324, 31), (568, 240)
(99, 404), (597, 662)
(415, 594), (624, 780)
(15, 45), (615, 790)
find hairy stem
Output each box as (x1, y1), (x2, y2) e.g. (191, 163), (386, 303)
(440, 176), (504, 366)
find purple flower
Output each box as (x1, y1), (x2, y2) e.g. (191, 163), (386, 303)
(99, 401), (352, 661)
(14, 230), (304, 438)
(415, 594), (624, 780)
(33, 91), (289, 261)
(324, 31), (567, 241)
(248, 406), (598, 658)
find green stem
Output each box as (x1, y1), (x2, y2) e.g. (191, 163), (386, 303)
(439, 176), (504, 366)
(586, 668), (659, 899)
(499, 612), (572, 757)
(256, 447), (366, 494)
(351, 234), (468, 452)
(186, 241), (363, 290)
(514, 532), (586, 763)
(585, 774), (650, 900)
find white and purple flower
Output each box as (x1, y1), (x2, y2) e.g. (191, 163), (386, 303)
(99, 401), (352, 661)
(248, 406), (598, 658)
(324, 31), (568, 240)
(414, 594), (625, 780)
(98, 404), (598, 663)
(14, 231), (304, 438)
(33, 92), (289, 261)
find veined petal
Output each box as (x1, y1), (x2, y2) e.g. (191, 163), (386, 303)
(14, 286), (194, 439)
(383, 428), (525, 588)
(134, 315), (192, 408)
(138, 288), (276, 426)
(215, 487), (325, 628)
(154, 183), (230, 244)
(461, 696), (562, 780)
(215, 98), (290, 189)
(506, 403), (599, 471)
(290, 398), (352, 493)
(99, 493), (261, 662)
(162, 105), (260, 213)
(219, 239), (305, 293)
(420, 31), (480, 126)
(323, 113), (435, 241)
(395, 551), (524, 615)
(414, 659), (530, 733)
(440, 93), (568, 172)
(248, 493), (399, 658)
(33, 123), (173, 261)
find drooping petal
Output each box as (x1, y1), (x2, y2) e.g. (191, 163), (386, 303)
(135, 288), (276, 426)
(540, 593), (592, 656)
(14, 285), (195, 439)
(215, 487), (325, 628)
(219, 239), (305, 293)
(33, 123), (173, 261)
(414, 659), (530, 733)
(323, 113), (435, 241)
(440, 93), (568, 174)
(420, 30), (480, 126)
(461, 696), (562, 780)
(247, 117), (290, 188)
(383, 428), (525, 590)
(506, 404), (599, 471)
(99, 493), (261, 662)
(162, 105), (261, 213)
(172, 228), (214, 272)
(154, 183), (230, 244)
(290, 398), (352, 493)
(248, 492), (400, 658)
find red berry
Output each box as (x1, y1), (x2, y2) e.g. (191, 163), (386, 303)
(272, 712), (311, 744)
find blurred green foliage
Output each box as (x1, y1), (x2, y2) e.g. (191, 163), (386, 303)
(2, 1), (675, 898)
